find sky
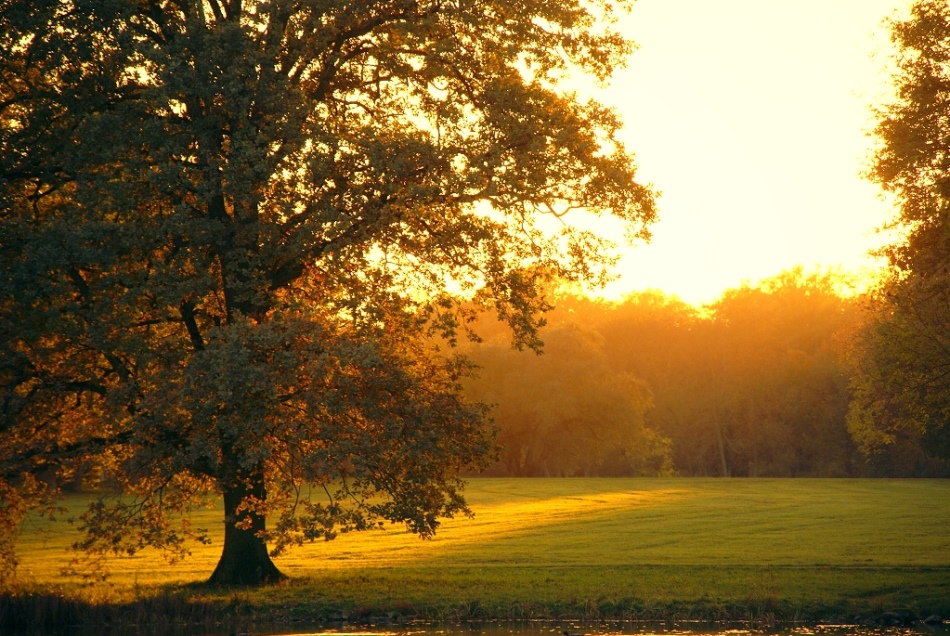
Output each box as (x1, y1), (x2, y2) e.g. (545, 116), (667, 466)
(577, 0), (913, 305)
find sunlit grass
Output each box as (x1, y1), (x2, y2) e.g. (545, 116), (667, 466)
(279, 478), (950, 572)
(8, 478), (950, 621)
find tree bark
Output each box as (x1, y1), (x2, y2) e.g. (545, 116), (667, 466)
(208, 467), (285, 586)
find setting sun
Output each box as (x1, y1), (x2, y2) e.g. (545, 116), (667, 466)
(581, 0), (913, 304)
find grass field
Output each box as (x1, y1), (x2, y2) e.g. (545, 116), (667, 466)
(4, 478), (950, 628)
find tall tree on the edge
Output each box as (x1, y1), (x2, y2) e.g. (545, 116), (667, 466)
(0, 1), (655, 584)
(848, 0), (950, 465)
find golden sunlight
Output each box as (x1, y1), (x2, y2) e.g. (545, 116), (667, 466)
(582, 0), (913, 305)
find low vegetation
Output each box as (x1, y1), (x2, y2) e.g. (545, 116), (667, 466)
(3, 478), (948, 632)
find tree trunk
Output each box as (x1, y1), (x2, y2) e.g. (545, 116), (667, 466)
(715, 419), (730, 477)
(208, 468), (285, 586)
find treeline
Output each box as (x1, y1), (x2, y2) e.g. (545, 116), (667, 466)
(463, 269), (950, 478)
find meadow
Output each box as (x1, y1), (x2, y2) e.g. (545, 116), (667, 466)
(4, 478), (950, 629)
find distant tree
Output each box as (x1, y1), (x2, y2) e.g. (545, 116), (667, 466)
(466, 317), (668, 477)
(596, 292), (714, 473)
(0, 0), (655, 584)
(601, 272), (861, 477)
(708, 270), (861, 477)
(848, 0), (950, 464)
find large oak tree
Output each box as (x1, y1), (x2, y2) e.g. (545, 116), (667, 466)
(0, 0), (655, 584)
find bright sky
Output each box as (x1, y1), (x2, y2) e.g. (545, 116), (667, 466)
(582, 0), (912, 305)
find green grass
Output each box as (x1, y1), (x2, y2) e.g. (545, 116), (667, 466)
(5, 478), (950, 629)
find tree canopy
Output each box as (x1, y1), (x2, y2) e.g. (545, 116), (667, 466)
(0, 0), (655, 584)
(847, 0), (950, 463)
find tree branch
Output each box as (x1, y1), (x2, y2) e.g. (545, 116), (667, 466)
(179, 300), (205, 351)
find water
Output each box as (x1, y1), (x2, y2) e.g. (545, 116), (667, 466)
(35, 619), (948, 636)
(151, 621), (947, 636)
(255, 625), (945, 636)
